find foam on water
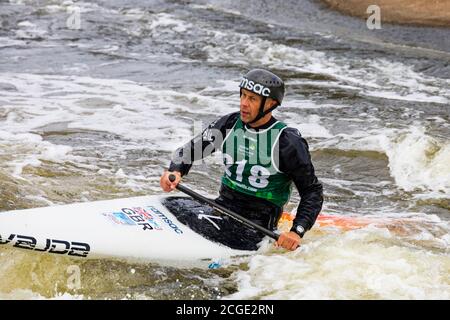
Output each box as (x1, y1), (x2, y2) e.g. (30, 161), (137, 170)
(226, 215), (450, 299)
(15, 22), (47, 40)
(283, 113), (333, 139)
(0, 72), (244, 192)
(0, 130), (73, 175)
(0, 289), (47, 300)
(317, 126), (450, 195)
(384, 126), (450, 193)
(0, 37), (27, 48)
(190, 3), (243, 17)
(0, 73), (197, 189)
(0, 72), (196, 143)
(203, 30), (450, 104)
(0, 289), (83, 300)
(148, 13), (193, 33)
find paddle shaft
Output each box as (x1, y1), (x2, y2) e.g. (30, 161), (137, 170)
(168, 174), (279, 240)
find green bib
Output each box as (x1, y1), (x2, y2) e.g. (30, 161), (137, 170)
(221, 118), (292, 207)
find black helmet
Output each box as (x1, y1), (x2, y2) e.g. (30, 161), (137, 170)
(239, 69), (285, 105)
(239, 69), (285, 124)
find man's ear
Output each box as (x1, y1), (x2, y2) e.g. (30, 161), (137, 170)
(265, 98), (277, 110)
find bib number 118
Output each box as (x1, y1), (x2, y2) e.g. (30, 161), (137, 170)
(224, 155), (270, 188)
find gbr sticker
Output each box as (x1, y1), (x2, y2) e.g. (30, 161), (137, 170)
(102, 207), (163, 231)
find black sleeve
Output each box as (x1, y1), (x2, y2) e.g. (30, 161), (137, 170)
(168, 112), (240, 176)
(278, 128), (323, 236)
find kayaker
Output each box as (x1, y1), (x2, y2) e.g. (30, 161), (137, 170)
(160, 69), (323, 251)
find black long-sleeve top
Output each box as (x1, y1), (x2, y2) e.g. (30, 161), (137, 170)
(169, 112), (323, 236)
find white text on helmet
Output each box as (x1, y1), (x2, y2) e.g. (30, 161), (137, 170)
(240, 77), (271, 97)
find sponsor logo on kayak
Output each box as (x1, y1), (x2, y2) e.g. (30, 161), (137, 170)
(103, 211), (135, 225)
(147, 206), (184, 235)
(103, 207), (163, 231)
(240, 77), (271, 97)
(0, 233), (90, 257)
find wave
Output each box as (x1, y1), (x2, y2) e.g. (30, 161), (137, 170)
(384, 127), (450, 193)
(317, 126), (450, 194)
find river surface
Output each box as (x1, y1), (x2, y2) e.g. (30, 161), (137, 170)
(0, 0), (449, 299)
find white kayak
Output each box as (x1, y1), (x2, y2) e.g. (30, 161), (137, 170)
(0, 195), (254, 268)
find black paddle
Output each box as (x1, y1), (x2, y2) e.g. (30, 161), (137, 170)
(168, 174), (279, 240)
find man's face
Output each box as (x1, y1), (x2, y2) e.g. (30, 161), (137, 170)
(240, 89), (263, 123)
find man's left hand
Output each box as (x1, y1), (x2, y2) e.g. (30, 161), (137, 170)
(276, 231), (301, 251)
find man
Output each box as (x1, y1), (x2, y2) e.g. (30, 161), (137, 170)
(160, 69), (323, 251)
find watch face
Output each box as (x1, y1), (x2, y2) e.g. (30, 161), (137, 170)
(296, 225), (305, 234)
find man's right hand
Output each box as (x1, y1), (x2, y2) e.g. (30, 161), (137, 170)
(160, 171), (181, 192)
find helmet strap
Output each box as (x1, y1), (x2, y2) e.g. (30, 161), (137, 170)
(248, 97), (280, 125)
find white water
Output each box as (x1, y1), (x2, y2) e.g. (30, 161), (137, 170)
(203, 29), (450, 105)
(316, 126), (450, 195)
(227, 217), (450, 300)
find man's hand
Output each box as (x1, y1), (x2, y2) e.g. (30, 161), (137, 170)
(160, 171), (181, 192)
(276, 231), (301, 251)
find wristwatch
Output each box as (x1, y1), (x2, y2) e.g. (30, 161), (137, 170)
(292, 224), (306, 238)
